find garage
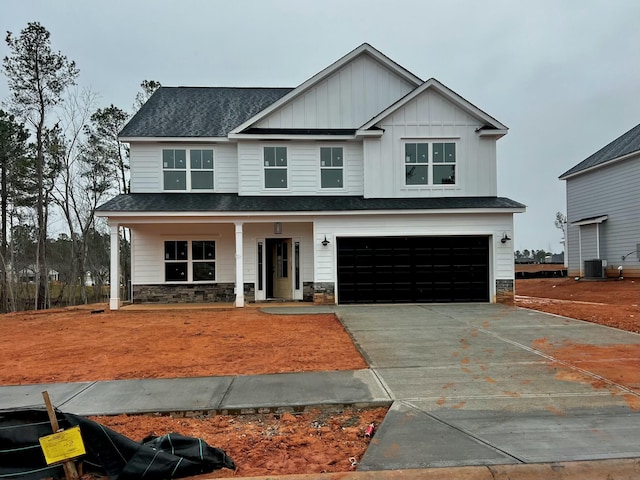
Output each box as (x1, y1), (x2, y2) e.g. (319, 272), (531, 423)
(337, 236), (489, 304)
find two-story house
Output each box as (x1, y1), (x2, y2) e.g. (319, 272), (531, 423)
(97, 44), (525, 309)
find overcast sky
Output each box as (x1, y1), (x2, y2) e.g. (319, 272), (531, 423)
(2, 0), (639, 251)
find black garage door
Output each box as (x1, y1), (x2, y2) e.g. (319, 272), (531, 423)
(337, 236), (489, 304)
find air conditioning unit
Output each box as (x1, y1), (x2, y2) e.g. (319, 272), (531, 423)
(584, 259), (604, 278)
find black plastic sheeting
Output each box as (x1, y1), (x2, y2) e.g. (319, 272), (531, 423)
(0, 408), (235, 479)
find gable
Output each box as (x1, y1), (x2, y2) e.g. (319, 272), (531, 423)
(252, 53), (417, 130)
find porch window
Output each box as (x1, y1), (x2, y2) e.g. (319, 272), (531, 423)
(404, 142), (456, 186)
(320, 147), (343, 188)
(164, 240), (216, 282)
(264, 146), (287, 189)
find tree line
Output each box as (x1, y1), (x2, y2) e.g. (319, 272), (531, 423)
(0, 21), (159, 312)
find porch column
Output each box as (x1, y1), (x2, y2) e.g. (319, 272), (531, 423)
(234, 222), (244, 307)
(109, 222), (121, 310)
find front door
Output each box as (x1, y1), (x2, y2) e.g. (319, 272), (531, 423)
(266, 238), (292, 299)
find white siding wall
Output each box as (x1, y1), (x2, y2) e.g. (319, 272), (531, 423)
(565, 156), (640, 276)
(254, 54), (414, 129)
(237, 141), (364, 196)
(129, 142), (238, 193)
(364, 89), (498, 198)
(313, 212), (515, 302)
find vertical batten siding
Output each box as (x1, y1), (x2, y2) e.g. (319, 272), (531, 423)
(255, 54), (414, 129)
(364, 89), (498, 199)
(565, 157), (640, 275)
(237, 141), (364, 196)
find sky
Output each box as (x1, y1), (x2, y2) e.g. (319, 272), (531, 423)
(1, 0), (639, 252)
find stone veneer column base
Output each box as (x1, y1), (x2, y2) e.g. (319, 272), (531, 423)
(133, 283), (236, 304)
(312, 282), (335, 305)
(495, 279), (514, 305)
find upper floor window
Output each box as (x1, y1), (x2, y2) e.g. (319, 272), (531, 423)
(404, 142), (456, 186)
(320, 147), (343, 188)
(264, 146), (287, 189)
(164, 240), (216, 282)
(163, 148), (214, 191)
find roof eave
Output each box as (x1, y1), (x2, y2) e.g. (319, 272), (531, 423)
(559, 150), (640, 180)
(119, 136), (231, 143)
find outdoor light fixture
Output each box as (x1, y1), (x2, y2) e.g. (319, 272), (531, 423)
(501, 233), (511, 244)
(321, 235), (330, 247)
(274, 222), (282, 234)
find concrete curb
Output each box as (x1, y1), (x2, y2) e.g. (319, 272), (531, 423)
(206, 458), (640, 480)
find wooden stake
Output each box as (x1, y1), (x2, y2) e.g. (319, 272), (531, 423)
(42, 391), (80, 480)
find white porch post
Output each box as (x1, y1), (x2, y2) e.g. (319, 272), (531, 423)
(235, 222), (245, 307)
(109, 223), (121, 310)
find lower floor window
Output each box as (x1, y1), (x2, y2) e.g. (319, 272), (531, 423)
(164, 240), (216, 282)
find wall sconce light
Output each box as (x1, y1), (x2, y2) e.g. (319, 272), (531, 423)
(501, 233), (511, 244)
(274, 222), (282, 234)
(321, 235), (330, 247)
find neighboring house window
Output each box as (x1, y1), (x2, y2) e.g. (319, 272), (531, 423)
(320, 147), (343, 188)
(164, 240), (216, 282)
(404, 142), (456, 186)
(264, 146), (287, 188)
(163, 149), (187, 190)
(163, 148), (214, 190)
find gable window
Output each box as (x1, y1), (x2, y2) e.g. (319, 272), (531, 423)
(164, 240), (216, 282)
(264, 146), (287, 189)
(320, 147), (343, 188)
(163, 148), (214, 191)
(404, 142), (456, 186)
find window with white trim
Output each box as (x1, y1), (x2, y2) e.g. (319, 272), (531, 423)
(320, 147), (343, 188)
(162, 148), (214, 191)
(264, 146), (287, 188)
(404, 142), (456, 186)
(164, 240), (216, 282)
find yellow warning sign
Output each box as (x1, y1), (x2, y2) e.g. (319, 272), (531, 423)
(39, 426), (86, 465)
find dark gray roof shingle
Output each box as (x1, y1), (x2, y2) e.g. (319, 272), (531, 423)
(560, 123), (640, 178)
(119, 87), (293, 138)
(97, 193), (525, 213)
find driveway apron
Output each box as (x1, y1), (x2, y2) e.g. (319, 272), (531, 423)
(335, 304), (640, 470)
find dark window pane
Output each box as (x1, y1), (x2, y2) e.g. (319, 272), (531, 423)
(165, 262), (187, 281)
(433, 143), (443, 163)
(265, 169), (287, 188)
(264, 147), (275, 166)
(202, 150), (214, 168)
(434, 165), (456, 184)
(164, 171), (186, 190)
(444, 143), (456, 163)
(332, 147), (343, 166)
(191, 171), (214, 189)
(193, 262), (215, 281)
(204, 241), (215, 259)
(174, 149), (186, 168)
(164, 241), (176, 260)
(405, 143), (416, 163)
(162, 150), (174, 169)
(193, 241), (204, 260)
(275, 147), (287, 166)
(417, 143), (428, 162)
(321, 169), (343, 188)
(176, 241), (188, 260)
(320, 147), (331, 166)
(406, 165), (428, 185)
(190, 150), (202, 169)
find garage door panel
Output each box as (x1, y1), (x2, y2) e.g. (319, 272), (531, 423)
(337, 236), (489, 304)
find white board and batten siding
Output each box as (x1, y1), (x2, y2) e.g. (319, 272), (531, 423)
(129, 142), (239, 193)
(313, 212), (516, 290)
(237, 141), (364, 196)
(566, 157), (640, 275)
(255, 54), (415, 130)
(364, 89), (498, 199)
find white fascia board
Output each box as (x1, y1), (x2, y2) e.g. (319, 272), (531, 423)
(359, 78), (508, 132)
(229, 43), (423, 135)
(571, 215), (608, 226)
(354, 129), (385, 138)
(477, 129), (508, 138)
(227, 133), (356, 141)
(96, 206), (526, 221)
(559, 151), (640, 180)
(119, 136), (230, 143)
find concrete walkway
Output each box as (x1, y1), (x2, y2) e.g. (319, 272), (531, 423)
(2, 304), (640, 476)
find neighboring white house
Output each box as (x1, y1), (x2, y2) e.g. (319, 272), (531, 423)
(559, 123), (640, 278)
(96, 44), (525, 309)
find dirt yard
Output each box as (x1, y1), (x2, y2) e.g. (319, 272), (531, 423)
(2, 278), (638, 478)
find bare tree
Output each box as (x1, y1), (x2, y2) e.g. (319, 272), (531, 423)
(554, 212), (567, 247)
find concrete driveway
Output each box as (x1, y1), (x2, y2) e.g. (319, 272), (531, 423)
(334, 304), (640, 470)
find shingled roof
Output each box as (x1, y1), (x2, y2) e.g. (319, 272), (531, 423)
(97, 193), (525, 214)
(119, 87), (293, 138)
(560, 122), (640, 179)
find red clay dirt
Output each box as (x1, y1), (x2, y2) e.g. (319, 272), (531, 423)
(2, 276), (638, 478)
